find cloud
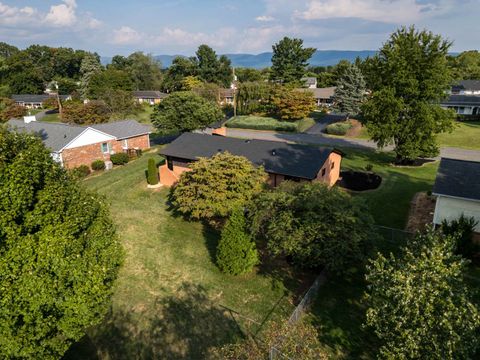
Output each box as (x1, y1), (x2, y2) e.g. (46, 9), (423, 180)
(0, 2), (38, 26)
(113, 26), (142, 45)
(255, 15), (275, 22)
(296, 0), (442, 23)
(45, 0), (77, 26)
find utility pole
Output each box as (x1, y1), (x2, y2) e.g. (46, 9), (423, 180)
(232, 67), (237, 118)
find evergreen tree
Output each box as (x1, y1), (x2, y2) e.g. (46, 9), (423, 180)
(79, 53), (102, 99)
(365, 228), (480, 359)
(333, 63), (366, 115)
(147, 157), (159, 185)
(216, 208), (259, 275)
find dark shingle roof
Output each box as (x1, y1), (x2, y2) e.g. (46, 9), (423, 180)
(302, 77), (317, 86)
(452, 80), (480, 92)
(133, 91), (168, 99)
(6, 119), (85, 152)
(441, 95), (480, 106)
(433, 158), (480, 201)
(12, 94), (70, 103)
(160, 133), (341, 179)
(298, 87), (336, 99)
(90, 120), (152, 139)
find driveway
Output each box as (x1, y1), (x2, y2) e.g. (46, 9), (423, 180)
(305, 113), (348, 135)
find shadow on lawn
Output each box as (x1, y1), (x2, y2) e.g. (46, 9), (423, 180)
(64, 283), (243, 360)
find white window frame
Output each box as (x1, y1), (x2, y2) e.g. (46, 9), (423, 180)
(101, 142), (110, 154)
(123, 139), (128, 149)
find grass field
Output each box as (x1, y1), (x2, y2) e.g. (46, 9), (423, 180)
(65, 148), (310, 359)
(438, 120), (480, 150)
(226, 115), (315, 133)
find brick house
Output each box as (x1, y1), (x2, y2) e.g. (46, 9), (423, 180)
(12, 94), (71, 109)
(7, 119), (151, 169)
(158, 132), (343, 187)
(133, 91), (169, 105)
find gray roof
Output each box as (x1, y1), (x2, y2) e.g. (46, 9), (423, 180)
(433, 158), (480, 201)
(6, 119), (151, 152)
(160, 133), (341, 179)
(298, 87), (336, 99)
(441, 95), (480, 106)
(90, 120), (152, 139)
(452, 80), (480, 92)
(133, 91), (168, 99)
(12, 94), (70, 103)
(302, 77), (317, 86)
(6, 119), (85, 152)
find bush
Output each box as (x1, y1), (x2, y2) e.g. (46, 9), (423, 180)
(91, 159), (106, 171)
(147, 158), (159, 185)
(442, 215), (479, 260)
(326, 121), (353, 135)
(110, 153), (129, 165)
(70, 165), (90, 179)
(216, 208), (259, 275)
(226, 116), (298, 132)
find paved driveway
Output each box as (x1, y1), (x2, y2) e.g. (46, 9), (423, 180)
(305, 113), (348, 135)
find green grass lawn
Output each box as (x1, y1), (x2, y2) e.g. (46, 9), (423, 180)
(114, 104), (154, 124)
(438, 121), (480, 150)
(65, 148), (309, 359)
(40, 112), (61, 122)
(226, 115), (315, 133)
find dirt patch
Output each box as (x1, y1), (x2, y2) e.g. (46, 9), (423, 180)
(337, 170), (382, 191)
(405, 192), (436, 233)
(345, 119), (362, 137)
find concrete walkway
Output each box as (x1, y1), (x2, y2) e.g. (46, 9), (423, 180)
(225, 128), (480, 162)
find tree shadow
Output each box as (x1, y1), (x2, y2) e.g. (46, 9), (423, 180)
(64, 283), (243, 360)
(202, 225), (221, 266)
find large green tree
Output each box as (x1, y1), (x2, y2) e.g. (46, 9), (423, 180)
(196, 45), (233, 87)
(270, 37), (316, 84)
(87, 68), (133, 99)
(171, 152), (267, 225)
(250, 181), (375, 273)
(151, 91), (223, 133)
(270, 86), (316, 120)
(79, 53), (102, 99)
(0, 127), (122, 359)
(365, 228), (480, 359)
(449, 50), (480, 80)
(361, 26), (455, 164)
(333, 63), (366, 115)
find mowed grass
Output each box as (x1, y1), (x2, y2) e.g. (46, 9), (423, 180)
(66, 148), (306, 359)
(226, 115), (315, 133)
(438, 120), (480, 150)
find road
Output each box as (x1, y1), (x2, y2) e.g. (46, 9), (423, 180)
(225, 128), (480, 162)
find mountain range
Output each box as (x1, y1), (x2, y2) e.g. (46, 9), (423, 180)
(101, 50), (377, 68)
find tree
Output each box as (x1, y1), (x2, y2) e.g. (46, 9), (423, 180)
(196, 45), (233, 87)
(250, 182), (374, 273)
(171, 152), (267, 225)
(333, 63), (366, 115)
(216, 208), (258, 275)
(365, 228), (480, 359)
(270, 37), (316, 84)
(236, 81), (272, 115)
(235, 67), (266, 83)
(449, 50), (480, 80)
(0, 98), (27, 122)
(162, 56), (197, 92)
(151, 91), (223, 134)
(126, 52), (163, 90)
(61, 100), (110, 124)
(79, 53), (102, 99)
(147, 158), (159, 185)
(98, 89), (138, 117)
(87, 68), (133, 99)
(270, 86), (316, 120)
(0, 127), (122, 359)
(181, 75), (203, 90)
(361, 26), (456, 164)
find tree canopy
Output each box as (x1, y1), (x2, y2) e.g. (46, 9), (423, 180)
(270, 37), (316, 84)
(271, 86), (316, 120)
(361, 26), (455, 163)
(0, 127), (123, 359)
(365, 228), (480, 359)
(333, 62), (366, 115)
(151, 91), (223, 133)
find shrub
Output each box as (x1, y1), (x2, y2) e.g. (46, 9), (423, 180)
(365, 164), (374, 172)
(70, 165), (90, 179)
(110, 153), (129, 165)
(42, 97), (59, 109)
(147, 158), (159, 185)
(216, 208), (259, 275)
(226, 116), (298, 132)
(442, 214), (479, 260)
(91, 159), (106, 171)
(325, 121), (353, 135)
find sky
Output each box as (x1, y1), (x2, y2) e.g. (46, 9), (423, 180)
(0, 0), (478, 56)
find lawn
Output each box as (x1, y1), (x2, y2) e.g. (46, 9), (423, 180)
(65, 148), (310, 359)
(226, 115), (315, 133)
(114, 104), (154, 124)
(40, 112), (61, 122)
(437, 120), (480, 150)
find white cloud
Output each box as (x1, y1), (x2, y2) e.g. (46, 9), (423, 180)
(296, 0), (441, 23)
(113, 26), (142, 45)
(255, 15), (275, 22)
(0, 2), (38, 26)
(45, 0), (77, 27)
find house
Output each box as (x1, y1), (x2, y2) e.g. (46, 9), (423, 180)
(301, 77), (318, 89)
(133, 91), (169, 105)
(219, 88), (235, 106)
(158, 132), (343, 187)
(7, 118), (151, 169)
(440, 95), (480, 115)
(12, 94), (71, 109)
(432, 158), (480, 237)
(298, 87), (336, 107)
(451, 80), (480, 95)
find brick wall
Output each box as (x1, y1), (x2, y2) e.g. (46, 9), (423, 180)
(315, 152), (342, 186)
(61, 134), (150, 169)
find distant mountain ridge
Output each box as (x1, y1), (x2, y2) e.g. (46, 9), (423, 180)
(101, 50), (377, 68)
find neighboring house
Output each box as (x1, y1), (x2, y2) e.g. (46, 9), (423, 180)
(7, 118), (151, 169)
(298, 87), (336, 107)
(432, 158), (480, 236)
(301, 77), (318, 89)
(440, 95), (480, 115)
(451, 80), (480, 95)
(219, 88), (235, 106)
(158, 132), (343, 187)
(12, 94), (71, 109)
(133, 91), (169, 105)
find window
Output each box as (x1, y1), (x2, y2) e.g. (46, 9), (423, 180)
(321, 168), (326, 177)
(331, 162), (335, 170)
(101, 142), (109, 153)
(167, 158), (173, 171)
(123, 139), (128, 149)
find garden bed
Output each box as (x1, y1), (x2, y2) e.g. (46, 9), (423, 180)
(337, 170), (382, 191)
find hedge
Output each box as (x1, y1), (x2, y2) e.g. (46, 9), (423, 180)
(226, 116), (297, 132)
(91, 159), (105, 171)
(110, 153), (129, 165)
(325, 121), (353, 136)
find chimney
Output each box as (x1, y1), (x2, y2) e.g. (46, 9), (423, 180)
(23, 116), (36, 124)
